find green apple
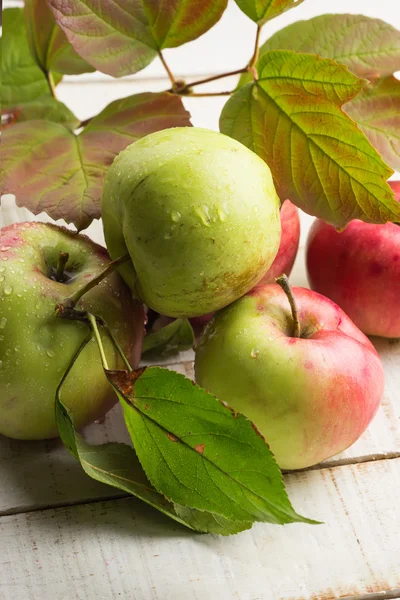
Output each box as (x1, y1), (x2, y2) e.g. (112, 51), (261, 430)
(195, 284), (384, 470)
(101, 127), (281, 318)
(0, 221), (144, 440)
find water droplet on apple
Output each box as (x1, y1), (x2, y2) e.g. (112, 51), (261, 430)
(4, 286), (13, 295)
(216, 207), (226, 222)
(0, 318), (7, 329)
(0, 246), (11, 252)
(46, 349), (55, 358)
(251, 348), (259, 358)
(171, 211), (181, 222)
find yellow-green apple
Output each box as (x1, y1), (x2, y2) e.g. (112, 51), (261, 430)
(195, 284), (384, 469)
(0, 222), (144, 440)
(306, 181), (400, 338)
(101, 127), (281, 318)
(189, 200), (300, 331)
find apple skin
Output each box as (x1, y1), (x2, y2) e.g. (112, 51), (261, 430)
(195, 285), (384, 470)
(190, 200), (300, 331)
(258, 200), (300, 284)
(0, 222), (145, 440)
(101, 127), (281, 318)
(306, 181), (400, 338)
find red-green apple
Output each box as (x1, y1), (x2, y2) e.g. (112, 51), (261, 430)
(190, 200), (300, 331)
(101, 127), (281, 318)
(0, 222), (144, 440)
(195, 284), (384, 469)
(306, 181), (400, 338)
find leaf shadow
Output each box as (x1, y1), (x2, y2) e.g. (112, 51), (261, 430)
(0, 433), (194, 540)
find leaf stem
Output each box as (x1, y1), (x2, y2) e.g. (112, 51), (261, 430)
(187, 91), (234, 97)
(56, 330), (93, 401)
(46, 71), (57, 98)
(247, 24), (262, 79)
(88, 313), (110, 370)
(98, 318), (133, 372)
(63, 254), (130, 310)
(158, 51), (177, 87)
(276, 274), (301, 338)
(79, 117), (92, 128)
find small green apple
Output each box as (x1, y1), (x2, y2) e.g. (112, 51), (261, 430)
(101, 127), (281, 318)
(0, 222), (144, 440)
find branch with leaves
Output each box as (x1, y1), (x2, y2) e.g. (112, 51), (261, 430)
(1, 0), (400, 534)
(1, 2), (400, 231)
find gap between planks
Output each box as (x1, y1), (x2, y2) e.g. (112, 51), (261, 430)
(342, 591), (400, 600)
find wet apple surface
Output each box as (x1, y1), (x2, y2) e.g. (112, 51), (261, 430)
(195, 284), (384, 470)
(101, 127), (282, 318)
(0, 222), (145, 440)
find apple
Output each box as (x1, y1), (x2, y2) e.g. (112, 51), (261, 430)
(306, 180), (400, 338)
(194, 283), (384, 470)
(101, 127), (281, 318)
(189, 200), (300, 332)
(258, 200), (300, 284)
(0, 222), (145, 440)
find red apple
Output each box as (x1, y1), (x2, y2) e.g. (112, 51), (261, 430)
(195, 284), (384, 470)
(258, 200), (300, 284)
(306, 181), (400, 338)
(190, 200), (300, 332)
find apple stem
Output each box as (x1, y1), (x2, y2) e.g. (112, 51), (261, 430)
(88, 314), (110, 370)
(63, 254), (130, 310)
(55, 251), (69, 282)
(276, 274), (301, 338)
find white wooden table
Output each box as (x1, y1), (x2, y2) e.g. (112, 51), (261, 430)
(1, 1), (400, 597)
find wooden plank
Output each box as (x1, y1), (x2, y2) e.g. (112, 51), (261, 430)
(1, 458), (399, 600)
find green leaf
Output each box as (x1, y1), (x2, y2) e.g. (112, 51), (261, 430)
(55, 365), (251, 535)
(2, 97), (80, 130)
(173, 504), (252, 535)
(258, 14), (400, 79)
(1, 9), (51, 110)
(48, 0), (228, 77)
(220, 50), (399, 228)
(1, 93), (191, 230)
(24, 0), (95, 75)
(234, 0), (304, 26)
(344, 76), (400, 172)
(142, 319), (195, 358)
(109, 366), (314, 525)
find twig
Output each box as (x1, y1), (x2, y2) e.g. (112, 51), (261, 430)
(158, 51), (176, 87)
(187, 91), (234, 97)
(63, 254), (130, 310)
(245, 24), (263, 80)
